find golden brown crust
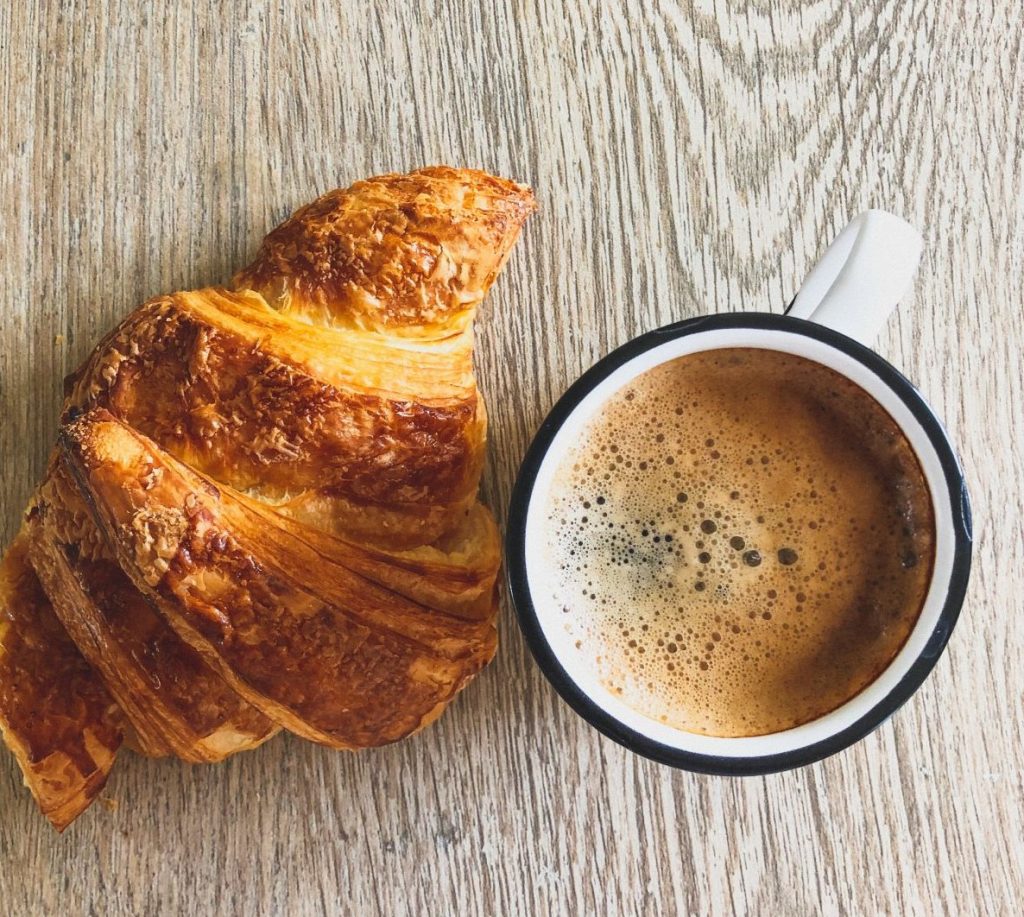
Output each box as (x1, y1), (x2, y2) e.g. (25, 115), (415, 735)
(60, 410), (497, 748)
(27, 460), (278, 763)
(234, 166), (536, 334)
(65, 169), (535, 548)
(0, 166), (530, 828)
(63, 288), (485, 548)
(0, 532), (122, 830)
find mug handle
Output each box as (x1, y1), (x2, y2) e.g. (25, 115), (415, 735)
(785, 210), (924, 347)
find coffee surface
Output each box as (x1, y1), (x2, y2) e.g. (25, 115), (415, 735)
(544, 348), (935, 737)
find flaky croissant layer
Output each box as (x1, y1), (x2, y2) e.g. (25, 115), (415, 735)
(0, 167), (534, 829)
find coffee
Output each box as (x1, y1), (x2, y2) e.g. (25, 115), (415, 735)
(544, 348), (935, 737)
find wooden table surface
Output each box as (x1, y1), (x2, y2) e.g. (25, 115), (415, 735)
(2, 2), (1021, 914)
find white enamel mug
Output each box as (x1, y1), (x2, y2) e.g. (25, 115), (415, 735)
(506, 212), (972, 774)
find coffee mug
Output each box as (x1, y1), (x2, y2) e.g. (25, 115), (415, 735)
(506, 211), (972, 775)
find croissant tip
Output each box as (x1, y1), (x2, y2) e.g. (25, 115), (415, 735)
(235, 165), (535, 332)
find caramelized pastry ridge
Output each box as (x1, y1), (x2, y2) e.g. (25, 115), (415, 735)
(27, 459), (277, 762)
(235, 166), (536, 334)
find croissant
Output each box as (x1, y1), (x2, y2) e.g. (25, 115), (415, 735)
(0, 167), (534, 829)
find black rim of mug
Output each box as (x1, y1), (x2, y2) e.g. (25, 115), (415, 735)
(504, 313), (973, 776)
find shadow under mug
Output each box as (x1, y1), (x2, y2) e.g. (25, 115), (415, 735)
(506, 211), (973, 775)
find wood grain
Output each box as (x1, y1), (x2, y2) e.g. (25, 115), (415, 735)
(1, 1), (1022, 914)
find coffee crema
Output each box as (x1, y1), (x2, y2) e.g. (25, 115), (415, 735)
(544, 348), (935, 737)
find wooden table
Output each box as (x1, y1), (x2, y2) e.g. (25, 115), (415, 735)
(2, 2), (1021, 914)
